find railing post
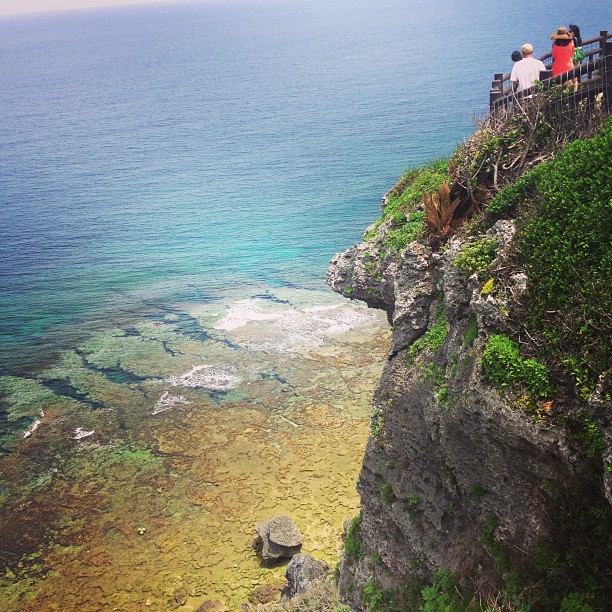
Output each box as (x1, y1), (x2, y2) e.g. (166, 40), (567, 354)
(490, 79), (503, 111)
(602, 31), (611, 114)
(539, 69), (553, 87)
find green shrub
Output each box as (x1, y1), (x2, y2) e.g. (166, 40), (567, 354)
(582, 416), (605, 460)
(452, 237), (498, 278)
(486, 166), (542, 220)
(481, 514), (508, 572)
(469, 483), (485, 497)
(463, 316), (478, 347)
(560, 592), (595, 611)
(362, 577), (384, 611)
(381, 483), (394, 507)
(481, 333), (553, 399)
(511, 119), (612, 389)
(370, 407), (383, 437)
(384, 159), (450, 220)
(344, 514), (362, 560)
(384, 211), (425, 253)
(420, 570), (468, 612)
(407, 310), (449, 365)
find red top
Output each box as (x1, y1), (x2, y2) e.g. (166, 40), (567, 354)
(551, 41), (575, 76)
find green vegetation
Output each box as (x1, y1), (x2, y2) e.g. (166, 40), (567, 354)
(581, 416), (605, 460)
(370, 407), (383, 437)
(480, 514), (508, 572)
(560, 593), (595, 612)
(469, 483), (485, 498)
(344, 514), (362, 561)
(507, 120), (612, 393)
(369, 549), (383, 568)
(380, 483), (394, 507)
(420, 570), (470, 612)
(452, 237), (498, 278)
(362, 577), (384, 611)
(463, 316), (478, 347)
(384, 159), (450, 220)
(384, 211), (425, 253)
(481, 333), (553, 399)
(407, 310), (449, 366)
(365, 159), (450, 252)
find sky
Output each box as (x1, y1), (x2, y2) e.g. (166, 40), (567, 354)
(0, 0), (187, 16)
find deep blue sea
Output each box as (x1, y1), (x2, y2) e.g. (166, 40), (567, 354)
(0, 0), (609, 375)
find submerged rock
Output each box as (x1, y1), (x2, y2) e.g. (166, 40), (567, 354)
(281, 554), (328, 599)
(254, 515), (303, 561)
(196, 600), (227, 612)
(248, 581), (285, 604)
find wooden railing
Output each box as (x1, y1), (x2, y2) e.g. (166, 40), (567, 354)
(489, 30), (612, 113)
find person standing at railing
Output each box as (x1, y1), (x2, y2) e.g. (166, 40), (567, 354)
(510, 43), (546, 92)
(550, 27), (575, 76)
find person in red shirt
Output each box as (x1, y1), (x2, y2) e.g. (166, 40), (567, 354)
(550, 27), (575, 77)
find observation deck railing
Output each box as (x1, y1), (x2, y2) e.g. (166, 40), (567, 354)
(489, 30), (612, 114)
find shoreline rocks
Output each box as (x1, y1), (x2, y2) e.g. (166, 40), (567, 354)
(254, 516), (303, 562)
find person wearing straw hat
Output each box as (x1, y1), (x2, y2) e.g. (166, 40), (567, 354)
(551, 27), (575, 76)
(510, 43), (546, 93)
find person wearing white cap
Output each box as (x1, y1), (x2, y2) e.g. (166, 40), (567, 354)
(510, 43), (547, 93)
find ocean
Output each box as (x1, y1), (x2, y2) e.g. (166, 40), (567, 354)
(0, 0), (609, 608)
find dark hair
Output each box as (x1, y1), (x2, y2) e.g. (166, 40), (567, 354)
(511, 50), (522, 62)
(554, 38), (572, 47)
(569, 24), (582, 46)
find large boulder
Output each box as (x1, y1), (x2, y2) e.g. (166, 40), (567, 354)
(254, 515), (303, 561)
(281, 554), (328, 600)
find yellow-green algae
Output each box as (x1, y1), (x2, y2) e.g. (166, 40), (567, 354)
(0, 294), (389, 611)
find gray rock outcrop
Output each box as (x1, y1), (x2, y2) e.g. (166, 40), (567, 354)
(281, 554), (328, 600)
(254, 515), (303, 561)
(327, 218), (611, 609)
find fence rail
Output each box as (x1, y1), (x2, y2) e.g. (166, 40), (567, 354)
(489, 30), (612, 113)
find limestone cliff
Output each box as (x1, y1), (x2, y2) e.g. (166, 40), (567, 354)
(327, 171), (611, 608)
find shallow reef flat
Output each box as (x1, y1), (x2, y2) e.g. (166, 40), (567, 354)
(0, 289), (389, 610)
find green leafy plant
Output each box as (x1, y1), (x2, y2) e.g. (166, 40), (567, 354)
(420, 570), (469, 612)
(407, 310), (449, 365)
(452, 237), (498, 278)
(509, 119), (612, 393)
(362, 577), (383, 611)
(381, 483), (394, 507)
(369, 549), (382, 568)
(344, 514), (362, 561)
(384, 211), (425, 253)
(582, 416), (605, 460)
(481, 514), (508, 572)
(464, 316), (478, 347)
(370, 407), (383, 437)
(560, 592), (595, 611)
(384, 159), (450, 220)
(481, 333), (553, 399)
(469, 483), (485, 497)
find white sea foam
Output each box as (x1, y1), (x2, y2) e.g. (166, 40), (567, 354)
(215, 299), (285, 331)
(23, 411), (44, 439)
(167, 364), (241, 390)
(152, 391), (190, 415)
(73, 427), (95, 440)
(215, 298), (382, 353)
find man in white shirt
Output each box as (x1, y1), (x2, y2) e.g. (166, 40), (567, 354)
(510, 43), (547, 92)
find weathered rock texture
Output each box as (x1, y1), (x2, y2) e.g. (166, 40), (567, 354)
(254, 516), (303, 561)
(282, 554), (328, 600)
(327, 217), (611, 608)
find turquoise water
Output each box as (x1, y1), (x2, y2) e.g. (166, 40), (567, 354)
(1, 1), (610, 607)
(1, 0), (608, 374)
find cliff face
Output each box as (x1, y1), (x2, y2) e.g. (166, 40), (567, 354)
(327, 206), (610, 607)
